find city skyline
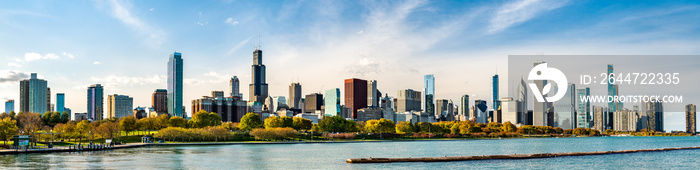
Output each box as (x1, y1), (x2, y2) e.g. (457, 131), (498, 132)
(2, 0), (700, 131)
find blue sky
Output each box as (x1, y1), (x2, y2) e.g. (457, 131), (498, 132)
(2, 0), (700, 131)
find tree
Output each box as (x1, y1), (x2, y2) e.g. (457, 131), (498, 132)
(317, 116), (358, 132)
(188, 111), (222, 128)
(50, 111), (61, 124)
(119, 115), (138, 136)
(292, 117), (312, 130)
(169, 116), (187, 128)
(41, 111), (52, 125)
(9, 111), (16, 120)
(137, 117), (154, 135)
(239, 113), (263, 131)
(17, 112), (43, 146)
(76, 120), (91, 143)
(395, 121), (416, 134)
(97, 121), (119, 140)
(0, 117), (18, 145)
(222, 122), (239, 131)
(0, 112), (9, 120)
(155, 114), (170, 130)
(364, 118), (395, 133)
(60, 112), (70, 123)
(501, 121), (517, 132)
(264, 116), (284, 129)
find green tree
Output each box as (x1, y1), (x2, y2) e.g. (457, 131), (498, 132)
(292, 117), (312, 130)
(364, 118), (395, 133)
(239, 112), (263, 131)
(0, 112), (8, 120)
(41, 111), (52, 125)
(75, 120), (91, 143)
(9, 111), (16, 120)
(169, 116), (187, 128)
(501, 121), (516, 132)
(50, 111), (61, 124)
(395, 121), (415, 134)
(317, 116), (358, 132)
(0, 117), (18, 145)
(188, 111), (222, 128)
(155, 114), (170, 129)
(60, 111), (70, 123)
(119, 115), (138, 136)
(264, 116), (284, 129)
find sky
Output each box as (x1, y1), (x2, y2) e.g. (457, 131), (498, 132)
(2, 0), (700, 131)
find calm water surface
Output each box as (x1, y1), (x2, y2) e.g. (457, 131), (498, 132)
(2, 136), (700, 169)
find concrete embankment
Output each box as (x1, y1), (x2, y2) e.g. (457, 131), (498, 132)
(346, 146), (700, 163)
(0, 143), (149, 155)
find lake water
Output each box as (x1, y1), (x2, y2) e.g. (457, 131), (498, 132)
(2, 136), (700, 169)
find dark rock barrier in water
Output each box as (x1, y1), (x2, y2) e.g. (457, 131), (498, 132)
(346, 146), (700, 163)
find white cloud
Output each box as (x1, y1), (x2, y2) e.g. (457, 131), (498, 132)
(90, 74), (165, 86)
(24, 52), (43, 62)
(7, 62), (21, 67)
(487, 0), (568, 34)
(195, 21), (208, 25)
(22, 52), (66, 62)
(227, 36), (253, 55)
(62, 52), (75, 59)
(148, 8), (154, 11)
(93, 61), (101, 65)
(225, 18), (239, 26)
(106, 0), (165, 47)
(0, 70), (30, 84)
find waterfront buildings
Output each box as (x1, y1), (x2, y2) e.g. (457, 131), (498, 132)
(249, 47), (269, 104)
(56, 93), (65, 114)
(20, 73), (48, 113)
(532, 61), (552, 126)
(577, 88), (591, 128)
(593, 106), (607, 131)
(230, 76), (242, 99)
(492, 74), (499, 112)
(368, 80), (378, 107)
(460, 95), (469, 119)
(687, 104), (696, 134)
(5, 100), (14, 113)
(501, 97), (523, 125)
(424, 74), (435, 118)
(475, 100), (488, 123)
(191, 91), (247, 122)
(152, 89), (167, 113)
(396, 89), (421, 113)
(272, 96), (287, 111)
(345, 78), (367, 119)
(304, 93), (323, 113)
(643, 100), (664, 132)
(357, 107), (383, 122)
(553, 83), (576, 130)
(87, 84), (104, 120)
(107, 94), (134, 119)
(517, 79), (528, 125)
(613, 109), (639, 132)
(324, 88), (340, 117)
(168, 52), (184, 117)
(288, 83), (302, 109)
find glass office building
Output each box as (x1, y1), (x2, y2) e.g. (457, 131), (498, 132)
(168, 52), (184, 117)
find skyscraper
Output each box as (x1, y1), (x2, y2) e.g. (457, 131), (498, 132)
(20, 73), (48, 113)
(368, 80), (378, 107)
(643, 100), (663, 132)
(475, 100), (488, 123)
(47, 87), (51, 112)
(168, 52), (184, 117)
(607, 64), (618, 113)
(424, 74), (435, 116)
(152, 89), (168, 113)
(87, 84), (104, 120)
(249, 47), (269, 103)
(553, 83), (576, 130)
(577, 88), (591, 128)
(532, 61), (551, 126)
(460, 95), (469, 118)
(304, 93), (323, 113)
(345, 78), (367, 119)
(436, 99), (448, 120)
(230, 76), (242, 99)
(324, 88), (340, 117)
(492, 74), (499, 111)
(107, 94), (133, 119)
(687, 104), (696, 134)
(4, 100), (14, 113)
(56, 93), (65, 114)
(593, 106), (607, 131)
(288, 83), (302, 109)
(517, 78), (528, 125)
(396, 89), (421, 113)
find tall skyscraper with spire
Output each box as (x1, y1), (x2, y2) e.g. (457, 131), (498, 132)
(250, 38), (268, 103)
(168, 52), (184, 118)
